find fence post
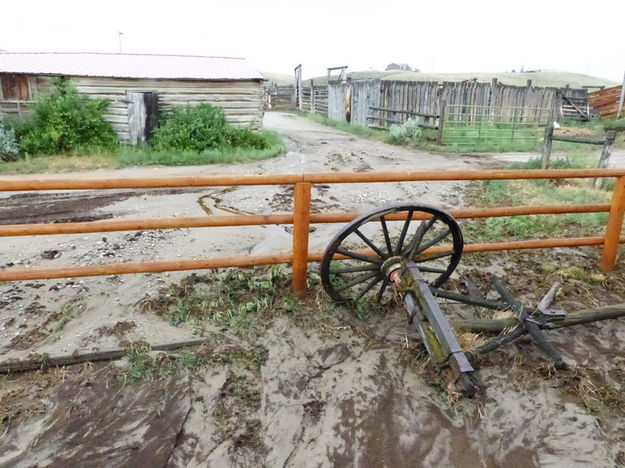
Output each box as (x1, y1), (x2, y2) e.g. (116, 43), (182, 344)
(310, 79), (315, 113)
(600, 176), (625, 272)
(541, 124), (554, 169)
(292, 182), (312, 295)
(593, 130), (617, 189)
(437, 100), (446, 145)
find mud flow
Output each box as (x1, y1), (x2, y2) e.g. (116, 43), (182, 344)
(0, 113), (624, 467)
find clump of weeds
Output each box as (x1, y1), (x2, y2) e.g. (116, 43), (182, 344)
(139, 265), (300, 336)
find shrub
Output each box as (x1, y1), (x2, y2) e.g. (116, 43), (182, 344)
(152, 104), (228, 151)
(10, 77), (118, 155)
(0, 114), (19, 162)
(386, 118), (422, 144)
(152, 104), (271, 152)
(224, 128), (271, 149)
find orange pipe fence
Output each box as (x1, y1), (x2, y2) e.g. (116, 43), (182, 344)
(0, 204), (611, 237)
(1, 170), (624, 293)
(1, 236), (622, 283)
(2, 168), (625, 191)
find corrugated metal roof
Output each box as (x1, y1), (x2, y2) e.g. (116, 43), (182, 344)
(0, 52), (263, 81)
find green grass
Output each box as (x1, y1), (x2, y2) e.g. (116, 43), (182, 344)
(140, 265), (300, 336)
(295, 110), (388, 140)
(441, 123), (544, 152)
(463, 158), (614, 242)
(0, 131), (285, 174)
(299, 110), (551, 153)
(604, 118), (625, 131)
(120, 343), (199, 385)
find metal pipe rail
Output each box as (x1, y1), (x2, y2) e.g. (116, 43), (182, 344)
(3, 168), (625, 191)
(1, 169), (624, 294)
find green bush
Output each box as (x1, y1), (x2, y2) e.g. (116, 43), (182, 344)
(10, 77), (117, 155)
(386, 118), (422, 145)
(224, 128), (271, 149)
(152, 104), (271, 152)
(0, 114), (19, 161)
(152, 104), (228, 151)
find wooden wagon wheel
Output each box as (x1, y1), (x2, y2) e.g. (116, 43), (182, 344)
(320, 203), (463, 303)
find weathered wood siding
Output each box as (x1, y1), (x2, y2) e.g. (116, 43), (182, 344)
(349, 80), (380, 125)
(0, 75), (264, 142)
(265, 85), (295, 110)
(301, 85), (329, 115)
(328, 79), (588, 126)
(328, 83), (348, 121)
(588, 85), (623, 118)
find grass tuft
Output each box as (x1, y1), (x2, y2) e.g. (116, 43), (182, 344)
(463, 157), (613, 243)
(141, 265), (299, 336)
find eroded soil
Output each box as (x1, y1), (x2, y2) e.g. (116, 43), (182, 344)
(1, 112), (624, 467)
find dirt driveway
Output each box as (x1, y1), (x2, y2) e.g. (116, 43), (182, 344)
(1, 112), (624, 467)
(0, 112), (486, 359)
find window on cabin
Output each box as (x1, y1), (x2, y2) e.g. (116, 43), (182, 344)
(0, 74), (30, 101)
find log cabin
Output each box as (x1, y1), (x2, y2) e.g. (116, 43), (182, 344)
(0, 52), (265, 144)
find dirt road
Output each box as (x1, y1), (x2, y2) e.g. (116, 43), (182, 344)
(1, 112), (624, 467)
(0, 112), (482, 360)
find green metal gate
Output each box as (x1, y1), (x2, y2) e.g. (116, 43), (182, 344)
(442, 105), (552, 147)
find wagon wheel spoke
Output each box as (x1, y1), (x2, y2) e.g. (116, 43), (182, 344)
(415, 228), (451, 255)
(394, 209), (414, 255)
(330, 264), (380, 274)
(354, 228), (387, 259)
(321, 203), (463, 303)
(335, 270), (380, 292)
(379, 215), (393, 256)
(376, 277), (390, 302)
(355, 275), (383, 301)
(405, 216), (437, 257)
(335, 248), (382, 265)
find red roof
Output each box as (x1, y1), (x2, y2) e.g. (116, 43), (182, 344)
(0, 52), (263, 81)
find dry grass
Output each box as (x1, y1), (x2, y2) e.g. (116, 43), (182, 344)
(457, 331), (488, 351)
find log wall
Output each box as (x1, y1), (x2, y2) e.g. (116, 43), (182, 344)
(0, 75), (264, 142)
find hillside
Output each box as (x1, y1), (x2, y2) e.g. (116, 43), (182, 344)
(261, 71), (294, 86)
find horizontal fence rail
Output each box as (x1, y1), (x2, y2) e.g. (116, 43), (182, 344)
(4, 169), (625, 191)
(1, 169), (624, 293)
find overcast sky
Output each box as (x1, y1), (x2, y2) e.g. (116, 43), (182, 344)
(1, 0), (623, 81)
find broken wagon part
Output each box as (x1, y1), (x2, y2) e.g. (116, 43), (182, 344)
(319, 203), (624, 396)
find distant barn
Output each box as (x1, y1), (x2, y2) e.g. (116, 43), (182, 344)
(0, 52), (265, 144)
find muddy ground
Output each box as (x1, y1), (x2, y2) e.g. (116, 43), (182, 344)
(1, 112), (624, 467)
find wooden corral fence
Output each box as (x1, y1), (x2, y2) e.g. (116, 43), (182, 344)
(264, 84), (296, 110)
(541, 127), (623, 190)
(1, 169), (624, 295)
(588, 85), (625, 119)
(264, 83), (328, 115)
(330, 79), (588, 130)
(301, 83), (328, 115)
(367, 108), (439, 131)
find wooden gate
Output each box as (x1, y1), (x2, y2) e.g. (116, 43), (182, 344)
(126, 91), (159, 145)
